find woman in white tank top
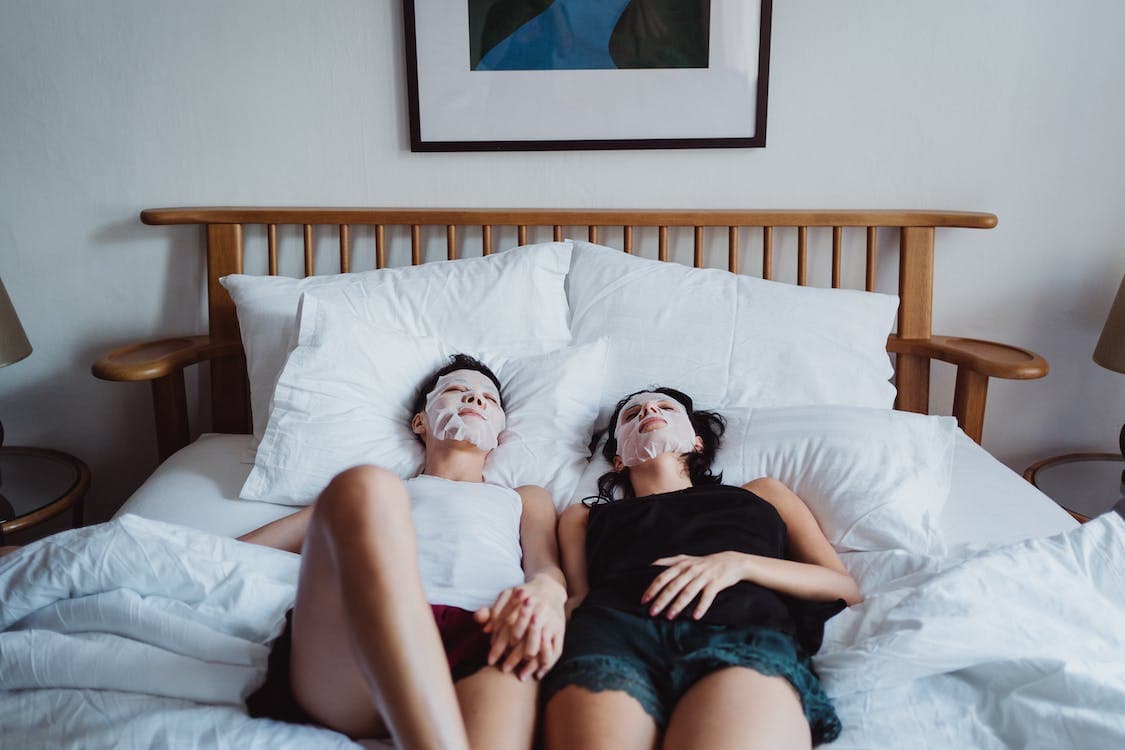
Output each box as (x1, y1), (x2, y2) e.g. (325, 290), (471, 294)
(239, 354), (566, 749)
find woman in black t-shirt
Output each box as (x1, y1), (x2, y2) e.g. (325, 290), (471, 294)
(542, 387), (862, 749)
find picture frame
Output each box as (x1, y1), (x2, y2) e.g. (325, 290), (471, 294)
(403, 1), (772, 152)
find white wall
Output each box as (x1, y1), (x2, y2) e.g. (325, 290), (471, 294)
(2, 0), (1123, 529)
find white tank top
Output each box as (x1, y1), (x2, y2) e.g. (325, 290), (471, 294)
(406, 475), (525, 611)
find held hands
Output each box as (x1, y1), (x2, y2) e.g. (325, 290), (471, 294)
(643, 552), (748, 621)
(473, 574), (566, 681)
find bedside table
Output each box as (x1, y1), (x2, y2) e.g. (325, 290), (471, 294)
(0, 447), (90, 543)
(1023, 452), (1125, 523)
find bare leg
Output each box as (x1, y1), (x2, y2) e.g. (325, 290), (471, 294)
(290, 465), (469, 748)
(544, 686), (659, 750)
(662, 667), (811, 750)
(454, 666), (537, 750)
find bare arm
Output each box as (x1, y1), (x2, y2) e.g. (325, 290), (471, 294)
(515, 485), (566, 594)
(557, 502), (590, 617)
(745, 477), (861, 605)
(644, 478), (862, 621)
(237, 505), (314, 553)
(475, 485), (567, 680)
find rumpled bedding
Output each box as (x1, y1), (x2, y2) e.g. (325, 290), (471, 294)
(823, 513), (1125, 748)
(2, 513), (1123, 748)
(0, 514), (358, 748)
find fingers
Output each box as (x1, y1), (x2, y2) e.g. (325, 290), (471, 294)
(483, 588), (514, 634)
(517, 650), (540, 682)
(693, 583), (720, 620)
(536, 633), (561, 679)
(665, 575), (708, 620)
(642, 561), (689, 604)
(500, 638), (526, 675)
(522, 615), (543, 660)
(651, 554), (688, 567)
(473, 607), (491, 624)
(506, 598), (535, 640)
(646, 566), (699, 616)
(487, 625), (511, 666)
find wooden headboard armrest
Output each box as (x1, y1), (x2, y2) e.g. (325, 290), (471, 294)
(92, 336), (242, 461)
(887, 335), (1048, 444)
(92, 335), (240, 382)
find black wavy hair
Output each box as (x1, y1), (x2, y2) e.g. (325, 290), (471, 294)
(586, 387), (725, 505)
(411, 354), (503, 443)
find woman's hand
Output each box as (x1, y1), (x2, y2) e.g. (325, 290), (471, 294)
(473, 573), (566, 680)
(643, 552), (748, 621)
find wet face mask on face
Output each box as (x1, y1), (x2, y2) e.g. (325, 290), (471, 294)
(614, 392), (698, 468)
(424, 370), (506, 451)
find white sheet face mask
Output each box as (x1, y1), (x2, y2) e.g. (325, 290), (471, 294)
(424, 370), (506, 451)
(614, 392), (699, 468)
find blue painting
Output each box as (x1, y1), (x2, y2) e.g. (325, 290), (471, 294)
(468, 0), (711, 71)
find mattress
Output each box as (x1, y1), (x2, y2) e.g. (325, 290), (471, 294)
(114, 431), (1077, 546)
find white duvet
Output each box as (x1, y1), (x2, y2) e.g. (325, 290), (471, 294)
(1, 513), (1123, 749)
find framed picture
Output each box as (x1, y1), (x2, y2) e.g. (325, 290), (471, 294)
(403, 1), (772, 152)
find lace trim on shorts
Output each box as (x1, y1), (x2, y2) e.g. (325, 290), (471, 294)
(682, 643), (842, 745)
(541, 654), (665, 725)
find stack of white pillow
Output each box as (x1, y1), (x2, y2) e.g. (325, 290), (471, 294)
(222, 239), (956, 554)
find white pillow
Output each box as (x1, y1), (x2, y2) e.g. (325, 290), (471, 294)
(242, 293), (607, 509)
(221, 240), (574, 455)
(567, 405), (956, 553)
(565, 241), (899, 422)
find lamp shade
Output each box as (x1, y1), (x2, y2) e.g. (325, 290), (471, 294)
(1094, 273), (1125, 375)
(0, 275), (32, 367)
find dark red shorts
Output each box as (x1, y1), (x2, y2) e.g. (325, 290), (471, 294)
(247, 604), (492, 725)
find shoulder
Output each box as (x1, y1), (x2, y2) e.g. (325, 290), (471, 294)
(558, 502), (590, 537)
(559, 502), (591, 525)
(741, 476), (813, 525)
(740, 476), (796, 508)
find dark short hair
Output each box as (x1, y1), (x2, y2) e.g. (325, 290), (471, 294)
(411, 354), (504, 441)
(587, 386), (725, 505)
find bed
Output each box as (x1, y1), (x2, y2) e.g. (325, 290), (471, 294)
(2, 208), (1123, 749)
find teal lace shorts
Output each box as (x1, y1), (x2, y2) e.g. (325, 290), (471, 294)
(542, 604), (841, 745)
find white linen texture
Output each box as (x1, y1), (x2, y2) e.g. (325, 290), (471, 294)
(242, 293), (608, 508)
(2, 512), (1122, 749)
(220, 240), (574, 456)
(565, 240), (900, 422)
(569, 405), (956, 553)
(0, 515), (361, 749)
(821, 513), (1125, 749)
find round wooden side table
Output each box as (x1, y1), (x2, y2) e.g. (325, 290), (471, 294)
(0, 446), (90, 543)
(1023, 452), (1125, 523)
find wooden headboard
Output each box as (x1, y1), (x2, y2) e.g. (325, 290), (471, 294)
(95, 208), (1047, 460)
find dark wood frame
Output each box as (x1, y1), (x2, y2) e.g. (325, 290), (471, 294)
(93, 207), (1048, 462)
(0, 446), (89, 539)
(403, 1), (773, 152)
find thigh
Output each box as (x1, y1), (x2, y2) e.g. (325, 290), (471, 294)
(289, 522), (389, 739)
(662, 667), (811, 750)
(454, 666), (537, 750)
(544, 684), (659, 750)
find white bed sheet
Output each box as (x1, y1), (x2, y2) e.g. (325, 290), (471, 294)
(14, 431), (1115, 750)
(115, 430), (1077, 546)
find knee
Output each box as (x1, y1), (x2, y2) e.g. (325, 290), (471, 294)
(315, 465), (408, 526)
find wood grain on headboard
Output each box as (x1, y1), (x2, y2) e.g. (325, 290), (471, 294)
(95, 208), (1045, 460)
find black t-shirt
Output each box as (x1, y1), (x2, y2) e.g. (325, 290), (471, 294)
(583, 483), (845, 653)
